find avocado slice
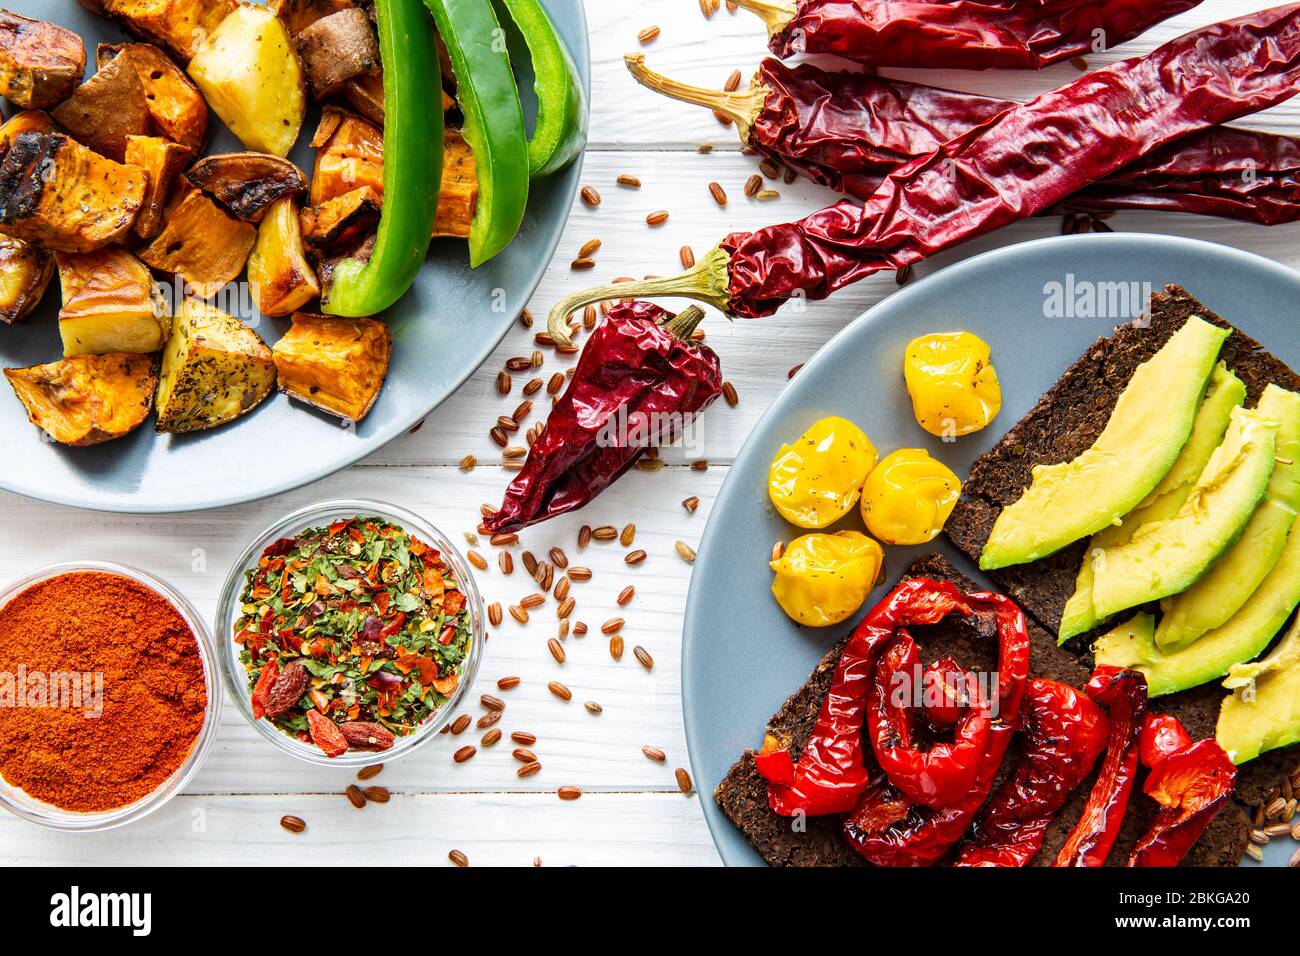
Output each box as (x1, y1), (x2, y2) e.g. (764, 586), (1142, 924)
(981, 317), (1228, 570)
(1216, 614), (1300, 764)
(1058, 363), (1245, 641)
(1156, 384), (1300, 649)
(1094, 515), (1300, 695)
(1087, 406), (1277, 624)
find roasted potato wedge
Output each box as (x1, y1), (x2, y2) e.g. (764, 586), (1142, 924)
(0, 131), (147, 252)
(273, 312), (390, 422)
(52, 53), (151, 162)
(310, 107), (476, 239)
(84, 0), (238, 63)
(155, 296), (275, 433)
(98, 43), (208, 151)
(295, 8), (378, 99)
(299, 185), (381, 253)
(187, 4), (306, 157)
(138, 187), (256, 297)
(4, 352), (157, 445)
(0, 236), (52, 325)
(126, 134), (192, 239)
(269, 0), (355, 36)
(56, 248), (168, 356)
(0, 109), (53, 150)
(248, 196), (319, 316)
(186, 152), (307, 222)
(0, 11), (86, 109)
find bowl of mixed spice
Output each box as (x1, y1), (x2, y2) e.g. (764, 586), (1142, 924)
(0, 562), (220, 830)
(219, 500), (483, 766)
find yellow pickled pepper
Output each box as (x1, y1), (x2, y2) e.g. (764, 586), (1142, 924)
(767, 416), (878, 528)
(770, 530), (884, 627)
(861, 448), (962, 545)
(904, 332), (1001, 438)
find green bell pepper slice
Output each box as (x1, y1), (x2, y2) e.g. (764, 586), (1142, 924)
(494, 0), (587, 177)
(425, 0), (530, 267)
(322, 0), (443, 317)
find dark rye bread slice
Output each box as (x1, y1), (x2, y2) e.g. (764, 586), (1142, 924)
(713, 554), (1248, 866)
(944, 283), (1300, 810)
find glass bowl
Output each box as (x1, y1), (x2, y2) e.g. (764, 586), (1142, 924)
(0, 561), (221, 831)
(217, 499), (485, 768)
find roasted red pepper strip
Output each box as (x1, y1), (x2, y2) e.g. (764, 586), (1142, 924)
(484, 302), (722, 533)
(754, 747), (796, 787)
(841, 588), (1031, 866)
(954, 678), (1108, 867)
(1128, 716), (1237, 868)
(731, 0), (1202, 70)
(866, 632), (990, 808)
(548, 5), (1300, 339)
(1052, 667), (1148, 867)
(627, 56), (1300, 228)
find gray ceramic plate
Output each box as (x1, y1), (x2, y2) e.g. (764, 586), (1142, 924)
(683, 233), (1299, 867)
(0, 0), (588, 513)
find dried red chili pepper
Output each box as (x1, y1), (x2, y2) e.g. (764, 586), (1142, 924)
(484, 302), (722, 533)
(1052, 666), (1148, 867)
(550, 5), (1300, 340)
(840, 587), (1031, 866)
(307, 708), (350, 758)
(953, 679), (1108, 867)
(249, 656), (278, 721)
(628, 56), (1300, 227)
(730, 0), (1203, 70)
(1128, 716), (1236, 867)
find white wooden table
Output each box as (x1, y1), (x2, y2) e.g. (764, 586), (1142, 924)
(3, 0), (1299, 866)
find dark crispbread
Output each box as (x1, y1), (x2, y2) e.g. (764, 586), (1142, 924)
(714, 553), (1249, 866)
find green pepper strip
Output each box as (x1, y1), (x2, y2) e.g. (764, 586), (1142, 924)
(322, 0), (443, 317)
(494, 0), (587, 177)
(425, 0), (530, 267)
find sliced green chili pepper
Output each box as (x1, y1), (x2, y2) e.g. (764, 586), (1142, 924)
(323, 0), (443, 317)
(494, 0), (587, 177)
(425, 0), (530, 267)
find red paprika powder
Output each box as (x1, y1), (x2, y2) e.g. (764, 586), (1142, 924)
(0, 571), (207, 812)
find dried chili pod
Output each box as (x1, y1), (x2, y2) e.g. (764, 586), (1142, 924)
(483, 302), (722, 533)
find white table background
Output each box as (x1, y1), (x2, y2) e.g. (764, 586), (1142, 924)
(3, 0), (1299, 866)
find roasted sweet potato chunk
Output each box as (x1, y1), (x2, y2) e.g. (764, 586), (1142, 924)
(299, 185), (381, 253)
(273, 312), (391, 422)
(248, 196), (319, 316)
(138, 187), (256, 297)
(0, 236), (52, 325)
(126, 134), (191, 239)
(57, 248), (168, 356)
(85, 0), (238, 63)
(52, 53), (152, 162)
(0, 131), (146, 252)
(0, 110), (53, 150)
(186, 152), (307, 222)
(98, 43), (208, 151)
(4, 352), (158, 445)
(295, 8), (378, 99)
(0, 11), (86, 109)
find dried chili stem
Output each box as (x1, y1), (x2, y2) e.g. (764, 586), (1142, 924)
(730, 0), (797, 35)
(661, 305), (707, 341)
(624, 54), (765, 139)
(547, 247), (731, 346)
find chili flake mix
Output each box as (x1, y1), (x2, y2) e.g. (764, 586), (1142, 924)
(235, 516), (474, 757)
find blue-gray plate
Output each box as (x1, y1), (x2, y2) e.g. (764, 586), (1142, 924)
(0, 0), (588, 513)
(683, 233), (1298, 867)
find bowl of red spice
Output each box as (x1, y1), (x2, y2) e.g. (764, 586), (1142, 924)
(0, 562), (220, 830)
(218, 500), (484, 767)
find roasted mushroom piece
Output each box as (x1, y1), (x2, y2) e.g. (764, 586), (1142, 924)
(0, 11), (86, 109)
(295, 7), (379, 99)
(185, 152), (308, 222)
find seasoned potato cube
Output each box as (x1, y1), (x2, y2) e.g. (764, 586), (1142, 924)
(185, 152), (307, 222)
(155, 296), (275, 433)
(87, 0), (238, 63)
(138, 187), (256, 297)
(273, 312), (390, 422)
(0, 131), (146, 252)
(56, 248), (168, 356)
(187, 5), (306, 157)
(52, 53), (152, 162)
(248, 196), (319, 317)
(98, 43), (208, 151)
(125, 134), (192, 239)
(4, 353), (157, 445)
(0, 236), (53, 325)
(0, 11), (86, 109)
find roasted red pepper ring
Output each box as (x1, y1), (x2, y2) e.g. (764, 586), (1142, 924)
(1052, 667), (1148, 867)
(867, 633), (990, 808)
(1128, 717), (1237, 868)
(954, 678), (1109, 867)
